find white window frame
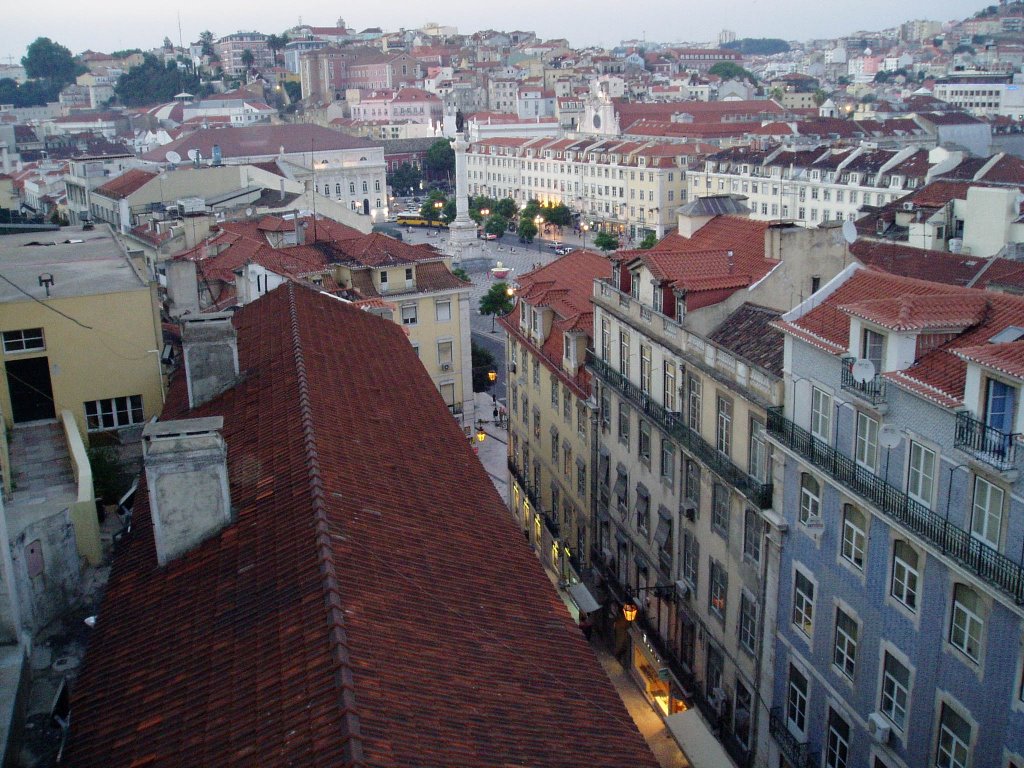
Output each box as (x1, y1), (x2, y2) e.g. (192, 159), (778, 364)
(811, 387), (832, 441)
(400, 304), (418, 325)
(799, 473), (820, 524)
(84, 395), (144, 432)
(936, 703), (972, 768)
(2, 328), (45, 354)
(833, 607), (858, 680)
(825, 708), (850, 768)
(792, 568), (815, 638)
(880, 651), (910, 730)
(949, 584), (983, 663)
(435, 299), (452, 322)
(970, 475), (1004, 548)
(787, 664), (808, 735)
(891, 540), (920, 612)
(739, 592), (757, 655)
(855, 412), (878, 471)
(841, 504), (866, 570)
(907, 440), (937, 508)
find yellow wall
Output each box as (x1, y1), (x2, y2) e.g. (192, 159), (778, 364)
(0, 285), (163, 438)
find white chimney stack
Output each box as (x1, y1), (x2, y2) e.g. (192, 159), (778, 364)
(182, 313), (239, 409)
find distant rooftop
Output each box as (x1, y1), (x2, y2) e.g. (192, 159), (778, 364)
(0, 226), (148, 304)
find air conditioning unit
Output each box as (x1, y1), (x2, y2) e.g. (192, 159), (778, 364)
(509, 361), (517, 373)
(441, 363), (451, 371)
(709, 687), (726, 715)
(804, 516), (824, 531)
(902, 201), (915, 211)
(675, 580), (690, 600)
(867, 712), (891, 744)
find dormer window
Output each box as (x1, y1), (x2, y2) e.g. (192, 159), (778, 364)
(984, 378), (1017, 447)
(380, 270), (389, 290)
(862, 328), (885, 373)
(630, 271), (640, 300)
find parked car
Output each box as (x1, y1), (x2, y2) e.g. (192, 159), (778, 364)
(554, 246), (574, 255)
(482, 232), (498, 240)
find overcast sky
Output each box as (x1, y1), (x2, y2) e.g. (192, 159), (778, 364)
(2, 1), (987, 64)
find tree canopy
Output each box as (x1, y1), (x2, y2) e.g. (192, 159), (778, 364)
(639, 232), (658, 249)
(424, 139), (455, 176)
(517, 218), (538, 242)
(484, 214), (508, 236)
(22, 37), (83, 86)
(494, 198), (518, 219)
(470, 342), (498, 392)
(387, 162), (421, 197)
(594, 231), (620, 252)
(543, 202), (572, 227)
(479, 283), (515, 332)
(708, 61), (758, 84)
(114, 53), (202, 107)
(721, 38), (790, 55)
(0, 77), (60, 107)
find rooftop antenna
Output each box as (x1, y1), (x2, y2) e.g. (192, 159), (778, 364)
(310, 138), (317, 243)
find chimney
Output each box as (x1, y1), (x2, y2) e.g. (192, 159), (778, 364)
(296, 220), (307, 245)
(143, 417), (231, 566)
(166, 259), (200, 318)
(727, 250), (734, 273)
(182, 313), (239, 409)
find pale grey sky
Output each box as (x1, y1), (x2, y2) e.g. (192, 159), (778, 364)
(1, 1), (989, 64)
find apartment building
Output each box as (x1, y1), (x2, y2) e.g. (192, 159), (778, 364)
(694, 145), (932, 227)
(466, 137), (696, 241)
(503, 251), (610, 616)
(766, 264), (1024, 768)
(215, 32), (274, 75)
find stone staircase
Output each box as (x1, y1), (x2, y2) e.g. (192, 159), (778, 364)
(9, 422), (76, 504)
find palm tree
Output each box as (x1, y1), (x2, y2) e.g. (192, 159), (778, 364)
(240, 49), (255, 70)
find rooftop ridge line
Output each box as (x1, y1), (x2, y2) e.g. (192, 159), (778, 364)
(286, 283), (366, 765)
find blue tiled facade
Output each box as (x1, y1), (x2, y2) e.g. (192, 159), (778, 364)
(769, 340), (1024, 768)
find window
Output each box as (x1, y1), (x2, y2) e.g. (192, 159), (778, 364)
(349, 182), (355, 194)
(841, 505), (866, 569)
(950, 584), (983, 662)
(85, 395), (144, 431)
(437, 341), (453, 367)
(533, 408), (541, 439)
(532, 357), (540, 387)
(907, 441), (936, 508)
(855, 412), (878, 471)
(936, 703), (971, 768)
(640, 345), (651, 393)
(362, 181), (368, 193)
(682, 531), (698, 587)
(660, 439), (675, 484)
(687, 375), (702, 431)
(619, 330), (630, 376)
(811, 387), (832, 441)
(825, 708), (850, 768)
(440, 382), (456, 410)
(716, 395), (732, 455)
(833, 608), (858, 679)
(685, 460), (700, 505)
(636, 487), (650, 534)
(863, 328), (885, 373)
(792, 570), (815, 637)
(734, 681), (752, 748)
(971, 476), (1004, 548)
(577, 403), (587, 438)
(576, 462), (586, 496)
(712, 483), (729, 539)
(799, 473), (820, 524)
(787, 665), (808, 734)
(600, 317), (611, 360)
(551, 429), (559, 462)
(563, 389), (571, 422)
(618, 403), (630, 445)
(709, 559), (727, 619)
(891, 540), (919, 611)
(984, 378), (1016, 447)
(379, 270), (389, 289)
(551, 375), (559, 408)
(739, 593), (757, 654)
(663, 362), (677, 411)
(749, 418), (768, 482)
(743, 509), (761, 563)
(880, 652), (910, 729)
(435, 300), (451, 322)
(638, 420), (651, 465)
(335, 183), (342, 196)
(2, 328), (44, 353)
(401, 304), (417, 325)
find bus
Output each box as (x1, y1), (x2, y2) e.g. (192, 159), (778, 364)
(396, 214), (448, 228)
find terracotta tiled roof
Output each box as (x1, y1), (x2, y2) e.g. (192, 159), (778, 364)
(954, 340), (1024, 380)
(778, 267), (1024, 405)
(66, 284), (659, 768)
(141, 124), (377, 162)
(707, 303), (784, 376)
(92, 168), (157, 199)
(850, 241), (987, 287)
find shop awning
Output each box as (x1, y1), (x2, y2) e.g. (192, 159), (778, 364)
(665, 710), (735, 768)
(568, 582), (601, 614)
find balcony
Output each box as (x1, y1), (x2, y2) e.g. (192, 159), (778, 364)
(954, 411), (1019, 471)
(840, 357), (887, 405)
(769, 707), (817, 768)
(767, 407), (1024, 604)
(508, 459), (541, 512)
(589, 352), (773, 509)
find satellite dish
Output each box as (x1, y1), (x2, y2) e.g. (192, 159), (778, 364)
(878, 424), (901, 449)
(165, 150), (182, 164)
(245, 208), (253, 217)
(186, 149), (199, 161)
(842, 219), (857, 244)
(851, 358), (876, 384)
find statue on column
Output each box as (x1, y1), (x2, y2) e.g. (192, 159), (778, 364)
(455, 109), (465, 134)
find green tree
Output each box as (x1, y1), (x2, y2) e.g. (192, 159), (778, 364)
(708, 61), (757, 84)
(545, 202), (572, 227)
(387, 162), (421, 197)
(594, 231), (620, 252)
(114, 53), (201, 107)
(495, 197), (518, 219)
(240, 49), (255, 69)
(485, 215), (508, 237)
(470, 195), (498, 222)
(199, 31), (216, 58)
(813, 88), (829, 106)
(267, 34), (289, 64)
(517, 218), (538, 243)
(22, 37), (83, 87)
(520, 198), (542, 221)
(0, 77), (59, 107)
(471, 342), (498, 392)
(479, 282), (515, 331)
(639, 232), (658, 249)
(452, 267), (470, 282)
(424, 139), (455, 177)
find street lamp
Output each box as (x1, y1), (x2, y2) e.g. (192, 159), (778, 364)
(534, 215), (544, 252)
(622, 583), (673, 622)
(479, 206), (490, 238)
(581, 223), (589, 250)
(433, 199), (444, 232)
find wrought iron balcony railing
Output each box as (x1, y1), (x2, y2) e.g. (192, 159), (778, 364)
(840, 356), (887, 404)
(589, 351), (773, 509)
(769, 707), (817, 768)
(508, 459), (541, 512)
(767, 407), (1024, 604)
(954, 411), (1019, 470)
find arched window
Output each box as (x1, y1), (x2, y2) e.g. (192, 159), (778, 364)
(891, 541), (919, 611)
(950, 584), (983, 661)
(799, 474), (820, 524)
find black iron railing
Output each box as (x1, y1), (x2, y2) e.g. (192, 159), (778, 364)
(589, 351), (773, 509)
(767, 407), (1024, 604)
(840, 357), (887, 404)
(954, 411), (1019, 469)
(769, 707), (817, 768)
(508, 459), (541, 512)
(542, 511), (561, 539)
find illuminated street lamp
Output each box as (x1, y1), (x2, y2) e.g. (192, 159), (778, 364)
(487, 370), (497, 383)
(534, 215), (544, 252)
(581, 223), (589, 250)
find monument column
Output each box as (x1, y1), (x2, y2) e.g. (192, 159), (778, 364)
(446, 131), (482, 265)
